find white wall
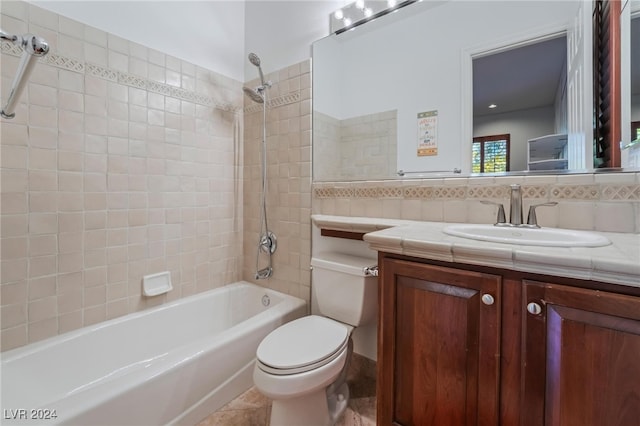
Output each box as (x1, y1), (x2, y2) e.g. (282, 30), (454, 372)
(28, 1), (246, 80)
(244, 0), (341, 79)
(28, 1), (340, 82)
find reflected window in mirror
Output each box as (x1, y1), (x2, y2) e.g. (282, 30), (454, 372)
(472, 134), (510, 173)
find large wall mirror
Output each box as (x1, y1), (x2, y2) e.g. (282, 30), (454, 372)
(312, 0), (635, 181)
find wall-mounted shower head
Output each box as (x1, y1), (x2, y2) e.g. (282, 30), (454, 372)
(243, 86), (264, 104)
(248, 52), (266, 86)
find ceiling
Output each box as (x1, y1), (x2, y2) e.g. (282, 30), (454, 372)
(474, 15), (639, 119)
(473, 36), (567, 118)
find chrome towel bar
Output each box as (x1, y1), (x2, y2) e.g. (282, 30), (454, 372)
(397, 168), (462, 176)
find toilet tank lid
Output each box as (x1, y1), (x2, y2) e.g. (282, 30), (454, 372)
(311, 252), (377, 277)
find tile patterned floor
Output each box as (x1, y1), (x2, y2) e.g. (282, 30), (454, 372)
(197, 354), (376, 426)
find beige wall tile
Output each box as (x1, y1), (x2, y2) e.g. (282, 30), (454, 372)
(1, 281), (27, 305)
(1, 304), (27, 329)
(28, 276), (57, 300)
(58, 311), (82, 334)
(594, 203), (636, 233)
(28, 318), (58, 343)
(1, 146), (27, 169)
(1, 325), (27, 351)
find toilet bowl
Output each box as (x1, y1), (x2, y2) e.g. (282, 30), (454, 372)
(253, 252), (378, 426)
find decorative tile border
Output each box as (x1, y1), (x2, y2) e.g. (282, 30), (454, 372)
(1, 41), (240, 112)
(1, 40), (22, 56)
(243, 91), (301, 114)
(466, 186), (508, 199)
(601, 185), (640, 200)
(45, 53), (85, 73)
(87, 63), (118, 81)
(313, 181), (640, 202)
(551, 185), (600, 200)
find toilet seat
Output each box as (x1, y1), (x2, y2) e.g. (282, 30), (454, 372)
(256, 315), (350, 375)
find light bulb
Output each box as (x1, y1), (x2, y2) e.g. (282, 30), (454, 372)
(355, 0), (365, 9)
(364, 7), (373, 17)
(334, 9), (344, 20)
(343, 17), (352, 26)
(387, 0), (397, 7)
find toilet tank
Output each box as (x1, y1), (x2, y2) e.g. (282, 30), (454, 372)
(310, 252), (378, 327)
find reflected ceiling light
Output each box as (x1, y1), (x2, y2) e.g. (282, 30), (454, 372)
(488, 104), (498, 109)
(330, 0), (417, 34)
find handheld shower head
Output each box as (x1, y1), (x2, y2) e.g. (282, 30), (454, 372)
(243, 86), (264, 104)
(248, 52), (266, 86)
(248, 53), (261, 67)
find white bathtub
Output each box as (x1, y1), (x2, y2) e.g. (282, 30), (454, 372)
(0, 282), (306, 425)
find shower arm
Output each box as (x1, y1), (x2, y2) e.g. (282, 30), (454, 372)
(1, 30), (50, 119)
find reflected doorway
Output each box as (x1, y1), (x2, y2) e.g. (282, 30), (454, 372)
(472, 35), (568, 172)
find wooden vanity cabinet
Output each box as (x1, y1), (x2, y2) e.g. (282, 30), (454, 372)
(378, 257), (502, 425)
(521, 280), (640, 426)
(377, 253), (640, 426)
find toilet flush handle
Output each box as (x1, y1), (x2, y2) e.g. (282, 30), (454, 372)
(364, 265), (379, 277)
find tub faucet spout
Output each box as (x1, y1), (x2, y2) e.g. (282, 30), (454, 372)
(509, 184), (523, 226)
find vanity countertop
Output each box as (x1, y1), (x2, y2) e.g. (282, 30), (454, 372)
(311, 214), (640, 288)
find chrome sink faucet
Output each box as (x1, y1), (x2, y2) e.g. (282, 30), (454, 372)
(509, 184), (523, 226)
(482, 184), (556, 227)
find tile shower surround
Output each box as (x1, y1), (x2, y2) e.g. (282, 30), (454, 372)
(0, 2), (245, 351)
(241, 60), (313, 301)
(0, 1), (312, 352)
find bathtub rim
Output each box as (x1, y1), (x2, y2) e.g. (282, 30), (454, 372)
(1, 281), (306, 361)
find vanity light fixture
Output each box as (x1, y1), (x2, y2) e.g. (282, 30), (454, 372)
(330, 0), (417, 34)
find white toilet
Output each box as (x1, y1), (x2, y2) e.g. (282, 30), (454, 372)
(253, 251), (378, 426)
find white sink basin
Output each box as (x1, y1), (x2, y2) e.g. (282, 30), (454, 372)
(443, 224), (611, 247)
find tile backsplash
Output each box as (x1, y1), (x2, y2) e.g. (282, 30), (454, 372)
(1, 2), (243, 351)
(313, 172), (640, 234)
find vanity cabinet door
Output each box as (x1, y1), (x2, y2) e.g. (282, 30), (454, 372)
(522, 281), (640, 426)
(377, 258), (501, 426)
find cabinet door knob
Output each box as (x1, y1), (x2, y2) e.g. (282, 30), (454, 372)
(481, 294), (495, 305)
(527, 302), (542, 315)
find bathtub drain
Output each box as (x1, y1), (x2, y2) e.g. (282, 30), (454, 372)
(262, 294), (271, 307)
